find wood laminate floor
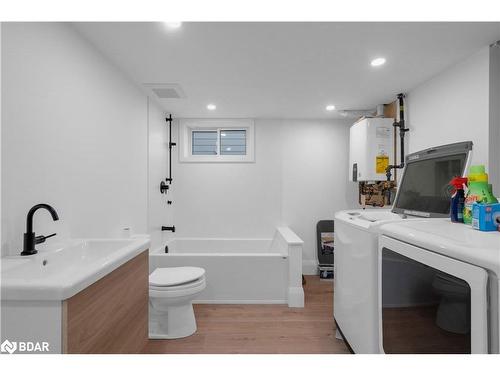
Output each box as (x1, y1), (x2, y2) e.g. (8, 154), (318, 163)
(382, 305), (470, 354)
(143, 275), (350, 354)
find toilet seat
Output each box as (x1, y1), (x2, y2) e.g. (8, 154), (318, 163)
(149, 267), (205, 287)
(150, 276), (206, 297)
(149, 267), (206, 299)
(149, 277), (205, 291)
(433, 272), (470, 297)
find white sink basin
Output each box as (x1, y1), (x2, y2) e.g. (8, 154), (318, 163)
(1, 238), (150, 300)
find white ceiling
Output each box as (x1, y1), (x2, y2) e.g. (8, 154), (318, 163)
(73, 22), (500, 119)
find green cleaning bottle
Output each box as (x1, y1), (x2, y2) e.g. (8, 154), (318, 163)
(463, 165), (498, 225)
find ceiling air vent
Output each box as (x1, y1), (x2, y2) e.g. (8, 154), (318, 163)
(143, 83), (186, 99)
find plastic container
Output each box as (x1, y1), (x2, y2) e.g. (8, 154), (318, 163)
(463, 165), (498, 225)
(449, 177), (468, 223)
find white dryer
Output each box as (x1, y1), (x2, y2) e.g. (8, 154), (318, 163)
(334, 141), (472, 353)
(378, 220), (499, 353)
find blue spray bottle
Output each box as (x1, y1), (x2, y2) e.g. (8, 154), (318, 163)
(449, 177), (468, 223)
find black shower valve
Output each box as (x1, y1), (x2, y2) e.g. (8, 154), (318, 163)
(160, 181), (169, 194)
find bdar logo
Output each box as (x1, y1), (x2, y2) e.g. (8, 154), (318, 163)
(1, 339), (49, 353)
(1, 339), (17, 354)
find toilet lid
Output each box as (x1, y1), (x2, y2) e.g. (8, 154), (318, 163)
(149, 267), (205, 287)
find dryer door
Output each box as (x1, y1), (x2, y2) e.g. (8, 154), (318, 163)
(378, 235), (488, 354)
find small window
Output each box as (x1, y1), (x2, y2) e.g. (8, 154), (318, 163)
(180, 119), (255, 163)
(192, 131), (218, 155)
(220, 130), (246, 155)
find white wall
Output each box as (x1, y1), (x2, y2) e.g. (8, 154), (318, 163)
(172, 120), (282, 239)
(407, 47), (491, 169)
(490, 45), (500, 193)
(1, 23), (3, 254)
(171, 119), (356, 273)
(280, 120), (357, 272)
(147, 97), (172, 243)
(1, 23), (161, 256)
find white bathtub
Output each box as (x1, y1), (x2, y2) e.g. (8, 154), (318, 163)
(149, 227), (304, 307)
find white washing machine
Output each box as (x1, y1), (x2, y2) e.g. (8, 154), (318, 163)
(334, 141), (472, 353)
(378, 220), (499, 354)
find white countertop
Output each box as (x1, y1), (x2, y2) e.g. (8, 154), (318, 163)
(1, 237), (150, 301)
(379, 220), (500, 275)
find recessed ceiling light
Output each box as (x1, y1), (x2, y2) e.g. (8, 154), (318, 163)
(370, 57), (386, 67)
(326, 105), (336, 111)
(164, 22), (182, 30)
(207, 104), (216, 111)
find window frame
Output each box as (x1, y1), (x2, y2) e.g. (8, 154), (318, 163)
(179, 119), (255, 163)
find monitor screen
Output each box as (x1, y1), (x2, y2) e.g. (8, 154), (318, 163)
(393, 153), (468, 216)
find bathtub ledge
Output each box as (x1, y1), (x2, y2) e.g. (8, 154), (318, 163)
(277, 226), (304, 245)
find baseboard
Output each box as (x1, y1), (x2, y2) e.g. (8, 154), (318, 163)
(302, 260), (318, 275)
(194, 299), (287, 305)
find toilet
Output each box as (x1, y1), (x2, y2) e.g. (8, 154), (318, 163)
(149, 267), (206, 339)
(432, 272), (471, 334)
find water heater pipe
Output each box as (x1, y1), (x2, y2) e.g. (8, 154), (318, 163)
(385, 93), (408, 181)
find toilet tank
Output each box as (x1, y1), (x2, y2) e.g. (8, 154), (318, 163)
(349, 117), (395, 182)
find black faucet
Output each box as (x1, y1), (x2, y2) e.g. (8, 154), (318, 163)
(161, 226), (175, 233)
(21, 204), (59, 256)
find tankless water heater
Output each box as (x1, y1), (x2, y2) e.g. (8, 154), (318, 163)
(349, 117), (394, 182)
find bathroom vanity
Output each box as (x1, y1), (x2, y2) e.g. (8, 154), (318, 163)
(1, 238), (150, 354)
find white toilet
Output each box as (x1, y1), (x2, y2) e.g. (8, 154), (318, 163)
(149, 267), (206, 339)
(432, 272), (471, 334)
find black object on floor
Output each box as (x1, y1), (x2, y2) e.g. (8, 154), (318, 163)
(317, 220), (334, 264)
(317, 220), (334, 278)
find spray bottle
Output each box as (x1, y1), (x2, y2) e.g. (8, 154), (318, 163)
(449, 177), (468, 223)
